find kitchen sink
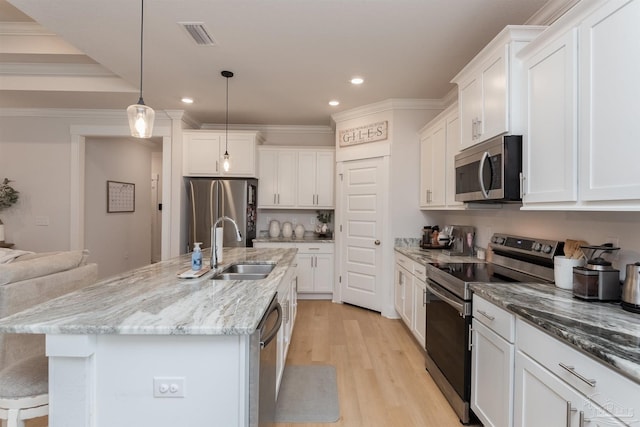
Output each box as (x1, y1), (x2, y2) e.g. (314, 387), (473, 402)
(212, 262), (275, 281)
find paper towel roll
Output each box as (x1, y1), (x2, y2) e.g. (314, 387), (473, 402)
(215, 227), (224, 263)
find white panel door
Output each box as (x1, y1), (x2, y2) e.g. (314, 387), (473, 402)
(296, 151), (317, 207)
(340, 157), (384, 312)
(315, 151), (335, 207)
(481, 50), (508, 141)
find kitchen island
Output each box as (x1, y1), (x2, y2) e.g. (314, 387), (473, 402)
(0, 247), (297, 427)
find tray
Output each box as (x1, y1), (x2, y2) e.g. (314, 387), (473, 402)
(177, 266), (211, 279)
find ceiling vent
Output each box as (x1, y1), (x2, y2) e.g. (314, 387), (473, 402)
(179, 22), (217, 46)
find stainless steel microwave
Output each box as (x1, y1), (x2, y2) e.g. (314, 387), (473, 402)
(454, 135), (522, 203)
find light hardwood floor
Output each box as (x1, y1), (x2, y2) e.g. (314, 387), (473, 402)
(27, 300), (462, 427)
(277, 300), (462, 427)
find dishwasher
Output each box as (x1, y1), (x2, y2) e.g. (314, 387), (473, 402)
(249, 294), (282, 427)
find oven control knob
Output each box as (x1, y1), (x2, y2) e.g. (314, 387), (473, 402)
(491, 236), (498, 244)
(532, 242), (542, 251)
(542, 244), (553, 254)
(496, 237), (505, 245)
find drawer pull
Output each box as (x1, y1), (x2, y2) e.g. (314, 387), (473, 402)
(477, 309), (495, 321)
(558, 363), (596, 387)
(566, 401), (576, 427)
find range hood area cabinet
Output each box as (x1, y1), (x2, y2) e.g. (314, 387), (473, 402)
(519, 0), (640, 210)
(419, 103), (464, 210)
(182, 130), (263, 177)
(451, 25), (545, 151)
(258, 146), (335, 209)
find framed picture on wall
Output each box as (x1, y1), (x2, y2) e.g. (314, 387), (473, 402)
(107, 180), (135, 213)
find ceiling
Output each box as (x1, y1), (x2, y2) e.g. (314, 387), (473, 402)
(1, 0), (552, 127)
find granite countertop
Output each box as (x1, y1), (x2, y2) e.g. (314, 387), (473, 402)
(0, 247), (297, 336)
(395, 246), (483, 264)
(470, 282), (640, 384)
(253, 235), (334, 243)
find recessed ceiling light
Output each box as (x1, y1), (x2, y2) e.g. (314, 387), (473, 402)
(350, 77), (364, 85)
(181, 97), (194, 104)
(329, 100), (340, 106)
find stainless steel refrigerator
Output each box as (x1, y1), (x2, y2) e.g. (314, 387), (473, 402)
(186, 178), (258, 251)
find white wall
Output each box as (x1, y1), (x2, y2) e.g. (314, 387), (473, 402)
(0, 116), (78, 250)
(424, 208), (640, 280)
(85, 137), (157, 279)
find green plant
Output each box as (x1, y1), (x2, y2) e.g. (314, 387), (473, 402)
(316, 210), (332, 224)
(0, 178), (19, 211)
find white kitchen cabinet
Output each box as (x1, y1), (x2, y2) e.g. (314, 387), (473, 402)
(515, 319), (638, 427)
(276, 266), (297, 396)
(521, 28), (578, 205)
(257, 148), (297, 208)
(297, 149), (335, 208)
(519, 0), (640, 210)
(394, 253), (428, 347)
(254, 241), (334, 298)
(471, 296), (516, 427)
(412, 270), (427, 348)
(452, 26), (545, 150)
(183, 131), (261, 177)
(419, 103), (464, 210)
(258, 146), (335, 209)
(297, 243), (334, 295)
(578, 0), (640, 204)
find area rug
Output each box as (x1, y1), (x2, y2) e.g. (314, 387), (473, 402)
(275, 364), (340, 423)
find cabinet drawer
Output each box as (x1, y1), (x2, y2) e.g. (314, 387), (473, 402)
(412, 262), (427, 282)
(517, 319), (639, 423)
(395, 253), (412, 270)
(296, 243), (333, 254)
(473, 295), (515, 343)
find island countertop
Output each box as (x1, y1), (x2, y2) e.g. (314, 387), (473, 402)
(0, 247), (297, 336)
(470, 282), (640, 385)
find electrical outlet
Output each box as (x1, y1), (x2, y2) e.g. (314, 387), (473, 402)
(34, 216), (49, 226)
(153, 377), (185, 398)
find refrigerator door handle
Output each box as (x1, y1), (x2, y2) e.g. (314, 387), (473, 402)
(190, 181), (197, 250)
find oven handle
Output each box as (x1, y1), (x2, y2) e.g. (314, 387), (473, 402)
(426, 279), (464, 315)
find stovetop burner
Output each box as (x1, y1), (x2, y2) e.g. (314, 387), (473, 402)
(427, 233), (563, 301)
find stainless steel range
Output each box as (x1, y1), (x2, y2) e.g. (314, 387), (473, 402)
(424, 233), (563, 424)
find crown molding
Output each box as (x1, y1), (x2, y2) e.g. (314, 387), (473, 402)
(0, 63), (115, 77)
(0, 108), (174, 123)
(525, 0), (580, 26)
(331, 98), (445, 123)
(200, 123), (334, 134)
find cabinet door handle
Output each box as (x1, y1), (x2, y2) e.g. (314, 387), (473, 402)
(566, 401), (576, 427)
(476, 118), (482, 137)
(558, 363), (597, 387)
(277, 193), (280, 204)
(273, 194), (277, 204)
(476, 309), (495, 321)
(579, 411), (585, 427)
(519, 172), (525, 198)
(423, 288), (427, 306)
(216, 160), (219, 172)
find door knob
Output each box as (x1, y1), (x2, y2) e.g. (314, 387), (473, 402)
(374, 240), (381, 245)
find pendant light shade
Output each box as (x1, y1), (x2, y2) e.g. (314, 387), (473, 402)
(222, 70), (233, 172)
(127, 0), (154, 138)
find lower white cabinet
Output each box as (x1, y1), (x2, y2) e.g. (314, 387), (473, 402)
(471, 295), (515, 427)
(254, 241), (334, 298)
(515, 319), (638, 427)
(276, 266), (297, 396)
(394, 253), (427, 348)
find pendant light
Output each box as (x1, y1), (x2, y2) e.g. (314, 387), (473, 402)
(220, 71), (233, 172)
(127, 0), (155, 138)
(221, 70), (233, 172)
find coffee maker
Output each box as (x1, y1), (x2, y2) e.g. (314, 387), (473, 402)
(572, 244), (621, 301)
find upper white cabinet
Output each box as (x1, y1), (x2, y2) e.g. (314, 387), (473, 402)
(452, 26), (545, 150)
(258, 146), (335, 209)
(519, 0), (640, 210)
(419, 103), (464, 210)
(183, 131), (262, 177)
(578, 0), (640, 204)
(297, 149), (335, 208)
(258, 148), (297, 208)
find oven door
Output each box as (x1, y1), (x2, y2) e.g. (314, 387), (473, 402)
(425, 279), (472, 416)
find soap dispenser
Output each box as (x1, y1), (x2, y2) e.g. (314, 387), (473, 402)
(192, 242), (203, 271)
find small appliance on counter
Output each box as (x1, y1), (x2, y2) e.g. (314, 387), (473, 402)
(572, 244), (621, 301)
(443, 225), (475, 257)
(622, 262), (640, 313)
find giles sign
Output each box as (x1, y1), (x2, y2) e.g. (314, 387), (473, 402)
(339, 121), (388, 147)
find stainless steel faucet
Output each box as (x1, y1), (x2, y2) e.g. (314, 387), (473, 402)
(211, 216), (242, 267)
